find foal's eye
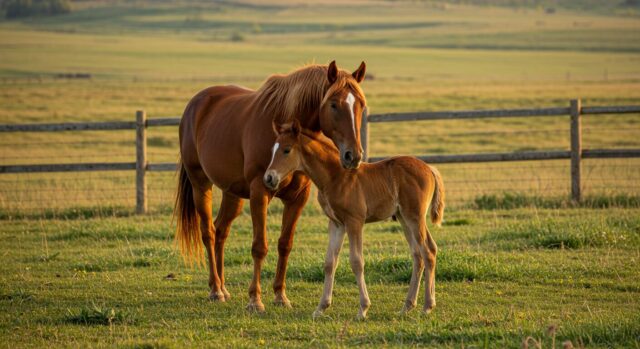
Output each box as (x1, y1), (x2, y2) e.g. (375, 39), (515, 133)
(330, 102), (337, 110)
(283, 148), (291, 155)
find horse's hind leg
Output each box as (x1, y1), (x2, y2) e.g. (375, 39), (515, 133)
(247, 178), (272, 312)
(191, 181), (225, 301)
(214, 192), (244, 300)
(396, 214), (425, 314)
(273, 176), (311, 307)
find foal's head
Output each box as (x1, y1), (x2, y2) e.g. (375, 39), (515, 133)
(320, 60), (367, 170)
(263, 122), (303, 191)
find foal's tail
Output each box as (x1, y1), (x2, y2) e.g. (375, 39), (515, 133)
(428, 165), (445, 227)
(174, 161), (204, 266)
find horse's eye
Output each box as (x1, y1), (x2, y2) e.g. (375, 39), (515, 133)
(283, 148), (291, 155)
(330, 102), (337, 110)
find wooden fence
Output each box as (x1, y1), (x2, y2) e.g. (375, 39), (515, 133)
(1, 99), (639, 213)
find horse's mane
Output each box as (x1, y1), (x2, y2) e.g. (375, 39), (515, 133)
(254, 64), (367, 126)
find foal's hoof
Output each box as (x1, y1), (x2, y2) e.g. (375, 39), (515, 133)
(246, 300), (266, 313)
(423, 305), (435, 314)
(400, 303), (416, 315)
(273, 295), (292, 308)
(356, 312), (368, 321)
(312, 309), (325, 320)
(208, 291), (226, 302)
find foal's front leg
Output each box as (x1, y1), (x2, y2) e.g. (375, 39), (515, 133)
(313, 220), (346, 319)
(347, 221), (370, 320)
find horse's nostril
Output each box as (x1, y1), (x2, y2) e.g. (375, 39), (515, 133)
(344, 151), (353, 162)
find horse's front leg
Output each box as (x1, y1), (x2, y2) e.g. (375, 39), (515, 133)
(313, 220), (346, 319)
(273, 177), (311, 308)
(347, 221), (370, 320)
(247, 178), (272, 312)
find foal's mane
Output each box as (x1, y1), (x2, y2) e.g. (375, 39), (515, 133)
(299, 129), (340, 157)
(254, 64), (367, 126)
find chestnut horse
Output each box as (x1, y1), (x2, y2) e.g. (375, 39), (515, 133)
(175, 61), (368, 312)
(264, 122), (445, 319)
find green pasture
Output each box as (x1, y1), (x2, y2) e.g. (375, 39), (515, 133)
(1, 207), (639, 347)
(0, 0), (639, 347)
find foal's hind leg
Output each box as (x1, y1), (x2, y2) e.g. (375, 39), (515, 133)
(273, 178), (311, 308)
(214, 192), (244, 300)
(192, 184), (225, 301)
(404, 215), (438, 313)
(422, 221), (438, 313)
(396, 214), (425, 314)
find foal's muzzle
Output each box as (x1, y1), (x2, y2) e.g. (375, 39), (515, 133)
(263, 170), (280, 190)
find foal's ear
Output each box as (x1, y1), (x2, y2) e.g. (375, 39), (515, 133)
(327, 60), (338, 84)
(273, 120), (300, 137)
(352, 61), (366, 83)
(290, 119), (301, 137)
(272, 121), (281, 136)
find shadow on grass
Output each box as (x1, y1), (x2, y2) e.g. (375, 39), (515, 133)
(277, 250), (515, 284)
(64, 303), (135, 326)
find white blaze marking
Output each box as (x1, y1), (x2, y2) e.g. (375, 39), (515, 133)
(345, 92), (357, 139)
(268, 142), (280, 168)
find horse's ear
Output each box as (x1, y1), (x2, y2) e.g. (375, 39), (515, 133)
(352, 61), (366, 83)
(327, 60), (338, 84)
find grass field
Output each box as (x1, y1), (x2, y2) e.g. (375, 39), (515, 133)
(1, 0), (639, 347)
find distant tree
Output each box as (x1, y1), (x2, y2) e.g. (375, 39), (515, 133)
(3, 0), (71, 19)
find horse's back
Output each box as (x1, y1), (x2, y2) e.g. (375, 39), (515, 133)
(183, 85), (254, 125)
(179, 85), (256, 196)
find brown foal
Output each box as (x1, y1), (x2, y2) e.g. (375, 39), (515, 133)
(263, 122), (445, 319)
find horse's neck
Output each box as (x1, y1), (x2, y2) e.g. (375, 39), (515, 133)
(299, 136), (343, 191)
(295, 112), (320, 131)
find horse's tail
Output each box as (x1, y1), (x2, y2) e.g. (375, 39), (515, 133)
(173, 161), (204, 266)
(428, 165), (445, 227)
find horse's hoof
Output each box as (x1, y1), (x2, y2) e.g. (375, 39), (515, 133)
(208, 291), (226, 302)
(221, 287), (231, 300)
(273, 297), (292, 308)
(356, 312), (367, 321)
(246, 301), (266, 313)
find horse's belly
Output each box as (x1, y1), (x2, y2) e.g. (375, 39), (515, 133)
(199, 149), (249, 197)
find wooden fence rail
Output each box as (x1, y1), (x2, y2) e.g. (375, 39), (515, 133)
(1, 99), (639, 213)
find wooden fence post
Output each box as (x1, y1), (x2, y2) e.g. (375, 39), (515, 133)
(136, 110), (148, 214)
(570, 99), (582, 202)
(361, 106), (369, 162)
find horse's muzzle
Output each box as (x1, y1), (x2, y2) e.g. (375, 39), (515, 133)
(341, 148), (362, 170)
(263, 171), (280, 190)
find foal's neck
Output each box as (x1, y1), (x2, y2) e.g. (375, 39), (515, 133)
(298, 134), (345, 192)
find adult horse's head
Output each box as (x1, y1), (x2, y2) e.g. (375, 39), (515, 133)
(320, 60), (367, 169)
